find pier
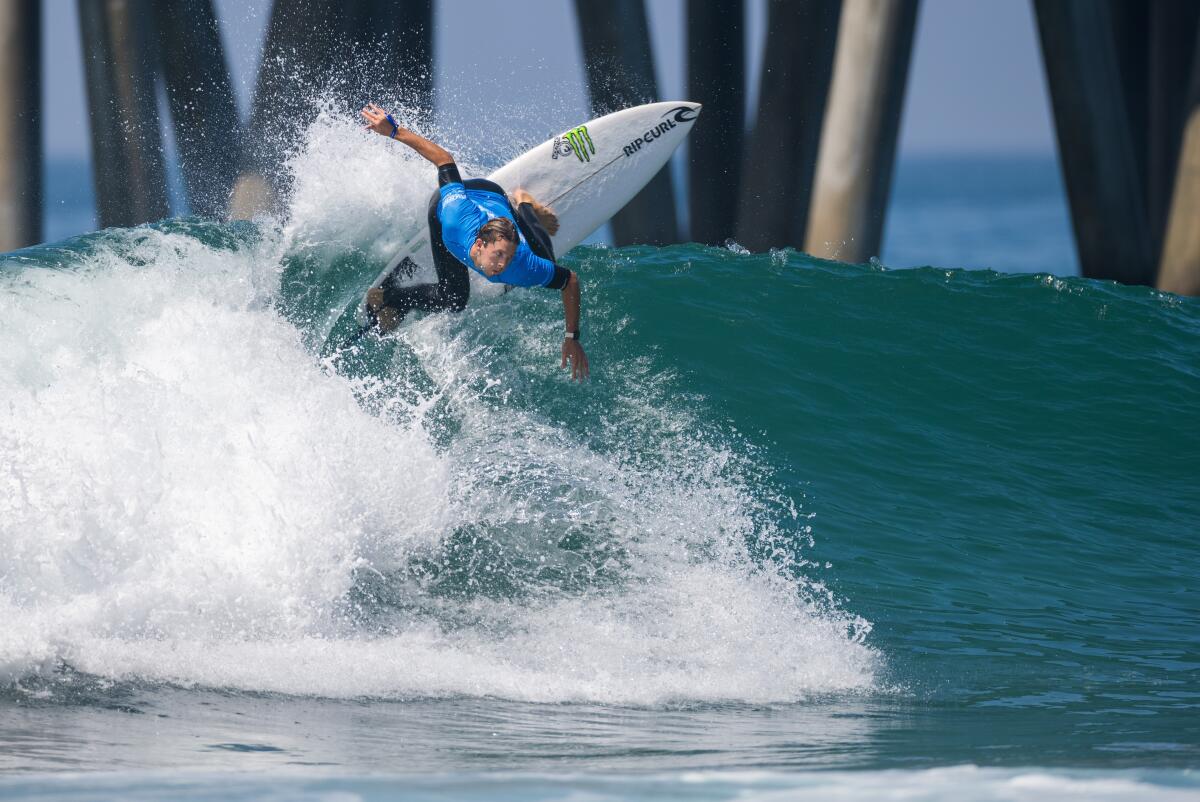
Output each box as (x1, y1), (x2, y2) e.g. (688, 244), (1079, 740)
(4, 0), (1199, 294)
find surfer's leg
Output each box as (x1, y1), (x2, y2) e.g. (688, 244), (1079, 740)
(427, 190), (470, 311)
(364, 192), (469, 333)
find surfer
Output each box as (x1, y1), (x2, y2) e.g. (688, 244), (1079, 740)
(360, 103), (588, 380)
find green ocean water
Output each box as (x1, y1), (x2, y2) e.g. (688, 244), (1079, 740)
(1, 187), (1198, 795)
(605, 246), (1200, 760)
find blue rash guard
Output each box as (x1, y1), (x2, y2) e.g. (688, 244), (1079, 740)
(437, 182), (557, 288)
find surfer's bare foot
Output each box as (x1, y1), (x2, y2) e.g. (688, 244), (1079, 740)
(366, 288), (400, 333)
(378, 307), (401, 332)
(510, 188), (560, 236)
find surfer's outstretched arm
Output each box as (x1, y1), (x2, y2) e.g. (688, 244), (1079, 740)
(361, 103), (454, 167)
(561, 271), (589, 381)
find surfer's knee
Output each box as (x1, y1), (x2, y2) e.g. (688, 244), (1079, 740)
(511, 189), (558, 234)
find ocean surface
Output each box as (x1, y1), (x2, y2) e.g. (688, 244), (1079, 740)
(2, 121), (1196, 800)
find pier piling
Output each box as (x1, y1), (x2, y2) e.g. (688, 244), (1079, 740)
(78, 0), (169, 228)
(735, 0), (840, 253)
(686, 0), (743, 245)
(229, 0), (433, 219)
(1034, 0), (1154, 286)
(153, 0), (241, 218)
(0, 0), (41, 250)
(1158, 22), (1200, 296)
(1148, 1), (1200, 265)
(574, 0), (679, 245)
(229, 0), (342, 219)
(805, 0), (917, 264)
(345, 0), (433, 114)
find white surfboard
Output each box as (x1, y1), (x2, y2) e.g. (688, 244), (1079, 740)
(358, 101), (702, 321)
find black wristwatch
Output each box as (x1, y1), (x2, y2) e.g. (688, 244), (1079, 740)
(564, 330), (580, 341)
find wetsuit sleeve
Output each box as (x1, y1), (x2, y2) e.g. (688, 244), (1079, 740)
(545, 265), (571, 290)
(437, 162), (462, 187)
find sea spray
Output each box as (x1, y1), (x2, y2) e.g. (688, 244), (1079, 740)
(0, 112), (878, 702)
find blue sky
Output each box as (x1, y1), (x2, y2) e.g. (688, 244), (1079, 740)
(44, 0), (1057, 159)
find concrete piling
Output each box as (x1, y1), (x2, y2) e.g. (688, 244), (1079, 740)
(0, 0), (41, 250)
(686, 0), (743, 245)
(153, 0), (241, 218)
(1147, 1), (1200, 263)
(574, 0), (679, 245)
(229, 0), (433, 219)
(1158, 22), (1200, 296)
(344, 0), (433, 113)
(229, 0), (343, 219)
(1034, 0), (1154, 286)
(78, 0), (169, 229)
(735, 0), (840, 253)
(805, 0), (917, 264)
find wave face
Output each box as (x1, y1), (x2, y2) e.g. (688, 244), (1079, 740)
(2, 113), (1198, 772)
(0, 114), (873, 706)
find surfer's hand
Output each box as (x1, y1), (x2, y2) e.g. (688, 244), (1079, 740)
(562, 339), (589, 381)
(361, 103), (400, 137)
(361, 107), (454, 166)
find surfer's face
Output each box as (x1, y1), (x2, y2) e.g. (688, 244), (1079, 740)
(473, 238), (517, 276)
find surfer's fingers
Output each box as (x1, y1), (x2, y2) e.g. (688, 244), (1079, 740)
(562, 346), (586, 381)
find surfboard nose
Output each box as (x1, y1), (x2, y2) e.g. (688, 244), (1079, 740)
(659, 102), (702, 126)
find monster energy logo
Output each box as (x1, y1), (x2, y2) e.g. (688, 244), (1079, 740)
(552, 125), (595, 162)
